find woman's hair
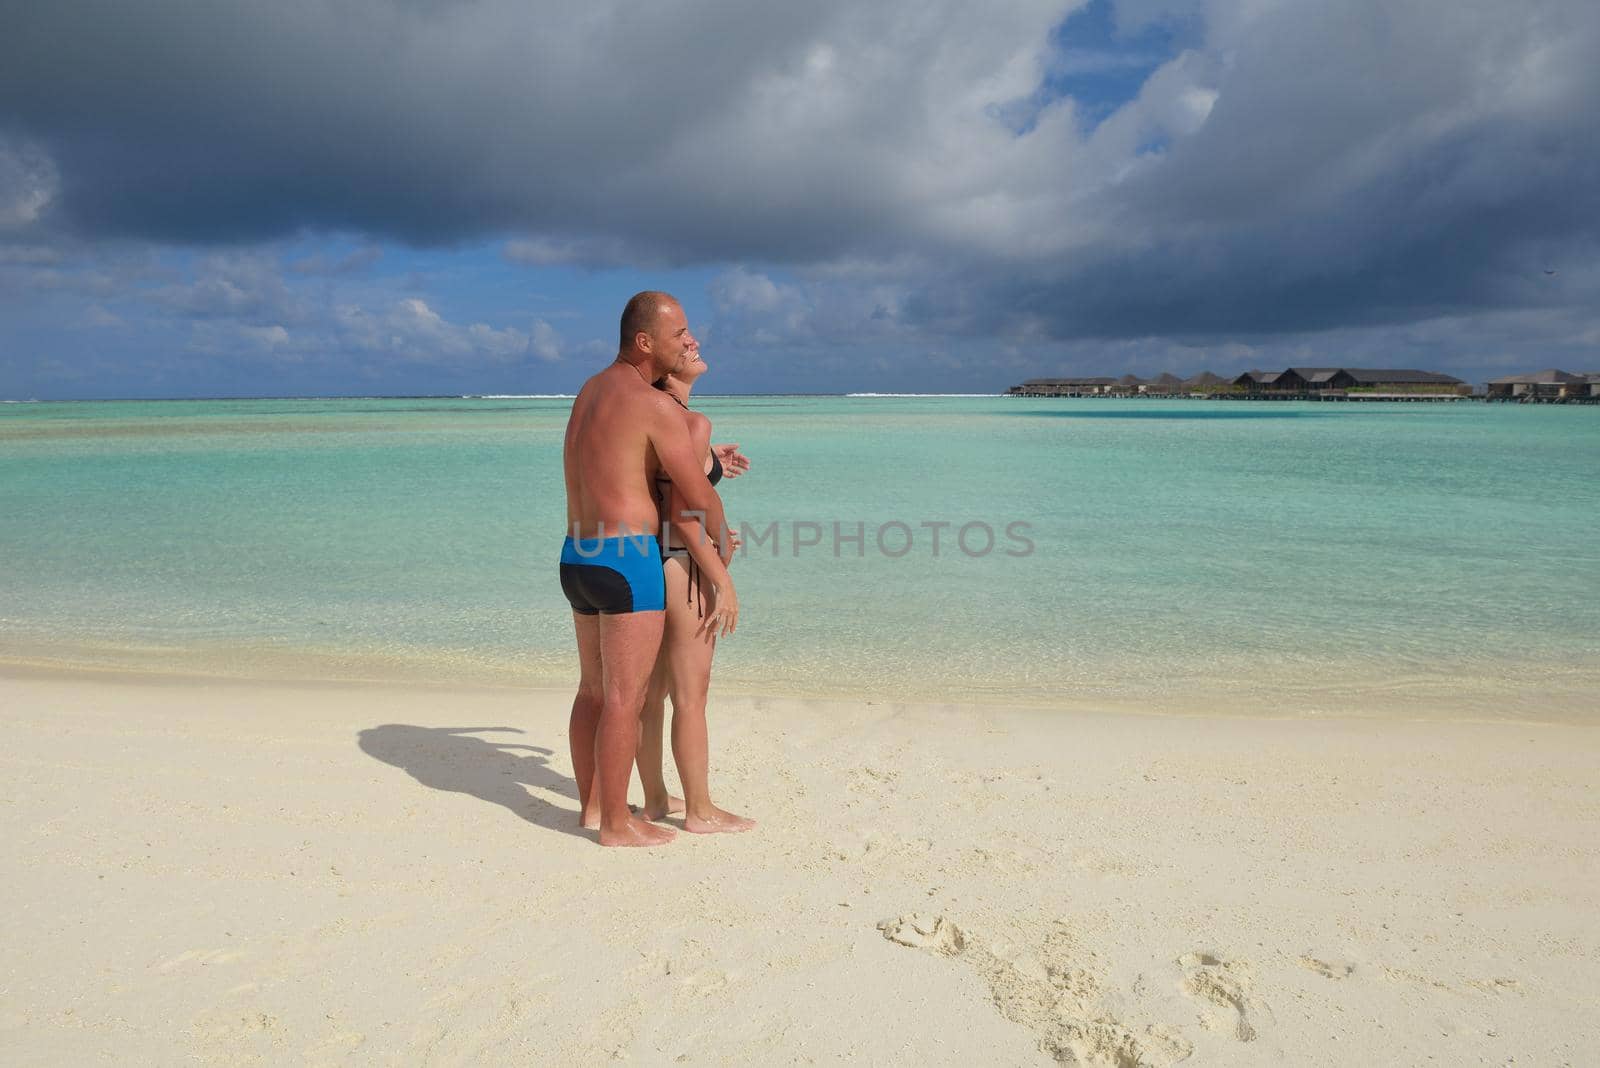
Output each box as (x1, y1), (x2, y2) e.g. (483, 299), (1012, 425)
(652, 377), (668, 391)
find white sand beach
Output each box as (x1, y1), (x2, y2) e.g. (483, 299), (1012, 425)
(3, 668), (1596, 1065)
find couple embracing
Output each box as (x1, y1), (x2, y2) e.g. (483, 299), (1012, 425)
(559, 291), (754, 847)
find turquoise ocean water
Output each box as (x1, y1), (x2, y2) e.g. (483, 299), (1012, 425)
(1, 396), (1596, 720)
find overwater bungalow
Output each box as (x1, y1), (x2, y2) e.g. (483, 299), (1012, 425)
(1183, 370), (1232, 394)
(1006, 377), (1116, 397)
(1234, 370), (1286, 393)
(1141, 372), (1186, 395)
(1286, 367), (1345, 392)
(1008, 367), (1470, 401)
(1337, 369), (1468, 395)
(1486, 369), (1596, 402)
(1234, 367), (1466, 398)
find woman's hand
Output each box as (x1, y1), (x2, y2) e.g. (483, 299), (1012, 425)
(700, 579), (739, 639)
(715, 520), (741, 565)
(712, 443), (750, 478)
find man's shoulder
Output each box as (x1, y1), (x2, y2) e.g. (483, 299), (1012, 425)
(585, 367), (676, 419)
(633, 386), (678, 418)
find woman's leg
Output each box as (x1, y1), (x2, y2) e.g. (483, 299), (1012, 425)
(636, 643), (684, 820)
(662, 562), (754, 833)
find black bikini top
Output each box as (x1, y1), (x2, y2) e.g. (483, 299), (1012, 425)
(656, 450), (722, 490)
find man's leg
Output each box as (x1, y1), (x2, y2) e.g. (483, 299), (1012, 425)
(569, 611), (604, 829)
(595, 610), (675, 847)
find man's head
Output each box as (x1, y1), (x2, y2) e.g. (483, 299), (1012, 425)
(618, 291), (695, 379)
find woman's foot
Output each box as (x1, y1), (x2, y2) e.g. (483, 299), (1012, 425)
(683, 805), (755, 834)
(599, 815), (676, 847)
(642, 794), (686, 821)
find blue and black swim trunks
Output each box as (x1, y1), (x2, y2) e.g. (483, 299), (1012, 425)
(559, 535), (667, 615)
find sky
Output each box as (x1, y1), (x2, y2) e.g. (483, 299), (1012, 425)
(2, 0), (1598, 398)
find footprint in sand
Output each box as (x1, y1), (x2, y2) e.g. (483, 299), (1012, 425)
(1071, 847), (1140, 878)
(877, 913), (966, 956)
(862, 832), (934, 860)
(1381, 966), (1452, 992)
(1298, 955), (1355, 980)
(879, 914), (1192, 1066)
(151, 947), (246, 973)
(1466, 977), (1523, 995)
(678, 968), (730, 997)
(1178, 952), (1261, 1043)
(846, 766), (899, 801)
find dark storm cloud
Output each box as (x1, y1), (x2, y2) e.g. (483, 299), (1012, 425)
(1017, 0), (1600, 340)
(0, 0), (945, 251)
(3, 0), (1600, 344)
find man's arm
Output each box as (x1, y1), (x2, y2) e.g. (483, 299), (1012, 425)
(674, 419), (741, 564)
(647, 396), (738, 634)
(649, 397), (728, 550)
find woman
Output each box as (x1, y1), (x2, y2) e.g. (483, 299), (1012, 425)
(635, 348), (756, 833)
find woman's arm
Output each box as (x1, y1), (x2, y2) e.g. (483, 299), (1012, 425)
(711, 442), (750, 478)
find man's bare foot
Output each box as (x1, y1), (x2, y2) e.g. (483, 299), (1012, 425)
(599, 815), (677, 847)
(642, 794), (686, 821)
(683, 806), (756, 834)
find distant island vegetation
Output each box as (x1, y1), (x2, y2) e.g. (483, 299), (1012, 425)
(1006, 367), (1600, 403)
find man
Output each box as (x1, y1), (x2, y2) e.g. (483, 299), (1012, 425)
(559, 292), (738, 847)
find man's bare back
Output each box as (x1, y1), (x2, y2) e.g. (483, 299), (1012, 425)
(563, 360), (671, 540)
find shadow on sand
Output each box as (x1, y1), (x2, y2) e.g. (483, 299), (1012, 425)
(357, 724), (590, 840)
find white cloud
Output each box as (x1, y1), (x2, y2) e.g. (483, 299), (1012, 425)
(289, 244), (382, 276)
(82, 305), (124, 329)
(503, 236), (635, 268)
(241, 324), (289, 349)
(0, 135), (57, 230)
(183, 321), (292, 359)
(337, 297), (532, 365)
(708, 267), (816, 345)
(0, 243), (62, 266)
(710, 267), (797, 317)
(529, 319), (561, 362)
(150, 251), (304, 323)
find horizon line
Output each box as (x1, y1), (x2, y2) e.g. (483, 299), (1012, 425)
(0, 391), (1014, 404)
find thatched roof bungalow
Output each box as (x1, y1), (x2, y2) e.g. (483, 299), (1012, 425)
(1234, 370), (1285, 391)
(1237, 367), (1464, 395)
(1006, 377), (1116, 397)
(1340, 369), (1467, 393)
(1183, 370), (1232, 393)
(1486, 369), (1588, 400)
(1141, 372), (1186, 395)
(1286, 367), (1345, 390)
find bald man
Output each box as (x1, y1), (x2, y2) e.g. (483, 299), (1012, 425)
(559, 291), (738, 847)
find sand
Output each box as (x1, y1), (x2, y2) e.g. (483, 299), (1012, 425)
(2, 667), (1596, 1066)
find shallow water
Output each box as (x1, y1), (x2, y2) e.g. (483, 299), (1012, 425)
(2, 396), (1596, 720)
